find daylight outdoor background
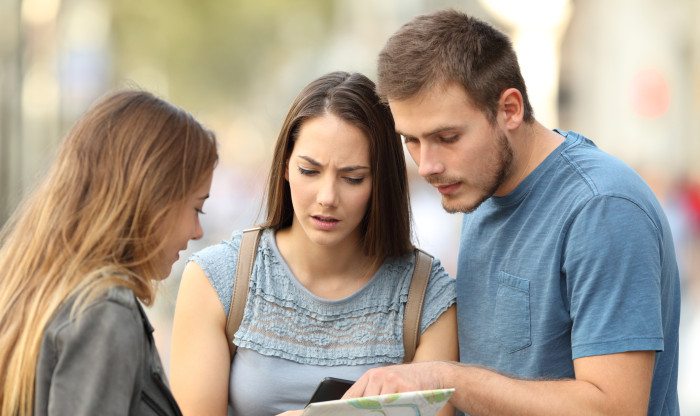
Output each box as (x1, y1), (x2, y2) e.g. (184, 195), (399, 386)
(1, 0), (699, 413)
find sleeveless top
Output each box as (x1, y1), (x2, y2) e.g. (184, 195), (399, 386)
(190, 228), (456, 415)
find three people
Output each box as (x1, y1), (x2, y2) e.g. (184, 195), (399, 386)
(169, 71), (457, 416)
(0, 8), (682, 416)
(345, 8), (681, 416)
(0, 90), (218, 415)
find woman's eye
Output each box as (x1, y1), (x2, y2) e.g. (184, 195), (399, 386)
(298, 167), (317, 176)
(344, 177), (364, 185)
(196, 208), (206, 215)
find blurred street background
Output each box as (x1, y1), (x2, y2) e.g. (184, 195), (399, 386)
(1, 0), (699, 412)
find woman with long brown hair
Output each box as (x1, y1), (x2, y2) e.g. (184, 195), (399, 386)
(0, 89), (218, 415)
(170, 71), (457, 416)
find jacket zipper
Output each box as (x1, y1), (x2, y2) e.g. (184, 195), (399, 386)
(152, 370), (184, 416)
(142, 390), (169, 416)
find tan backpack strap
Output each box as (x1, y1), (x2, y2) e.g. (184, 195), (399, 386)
(403, 248), (434, 363)
(226, 227), (263, 360)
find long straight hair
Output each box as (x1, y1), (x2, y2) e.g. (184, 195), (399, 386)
(262, 71), (413, 259)
(0, 89), (218, 415)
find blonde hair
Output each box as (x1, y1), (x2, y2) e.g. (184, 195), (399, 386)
(0, 89), (218, 415)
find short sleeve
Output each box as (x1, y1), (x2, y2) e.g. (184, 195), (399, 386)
(564, 195), (664, 359)
(189, 231), (243, 316)
(419, 256), (456, 334)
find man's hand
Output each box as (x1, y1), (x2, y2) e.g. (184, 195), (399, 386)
(343, 362), (447, 398)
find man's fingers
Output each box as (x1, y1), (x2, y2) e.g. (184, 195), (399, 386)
(343, 374), (370, 399)
(344, 366), (410, 399)
(344, 368), (393, 398)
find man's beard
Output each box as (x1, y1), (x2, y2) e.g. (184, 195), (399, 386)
(440, 131), (514, 214)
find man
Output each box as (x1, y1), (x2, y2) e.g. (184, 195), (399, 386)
(345, 9), (680, 415)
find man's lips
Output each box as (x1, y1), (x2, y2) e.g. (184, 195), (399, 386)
(436, 183), (461, 195)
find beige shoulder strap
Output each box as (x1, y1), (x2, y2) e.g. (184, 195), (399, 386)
(402, 248), (434, 363)
(226, 227), (263, 360)
(226, 233), (432, 363)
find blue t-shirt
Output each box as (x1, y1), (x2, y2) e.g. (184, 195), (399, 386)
(457, 131), (680, 415)
(191, 228), (456, 415)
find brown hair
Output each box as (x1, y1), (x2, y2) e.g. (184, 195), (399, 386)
(262, 71), (413, 259)
(377, 8), (534, 124)
(0, 89), (218, 415)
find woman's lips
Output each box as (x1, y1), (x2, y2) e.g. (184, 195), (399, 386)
(312, 215), (339, 230)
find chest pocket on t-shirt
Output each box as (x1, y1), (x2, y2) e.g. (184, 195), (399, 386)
(495, 272), (532, 353)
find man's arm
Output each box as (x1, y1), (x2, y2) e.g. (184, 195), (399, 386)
(345, 350), (654, 416)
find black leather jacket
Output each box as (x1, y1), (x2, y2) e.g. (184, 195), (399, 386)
(35, 286), (182, 416)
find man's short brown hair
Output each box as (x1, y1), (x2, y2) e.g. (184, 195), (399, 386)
(377, 8), (534, 124)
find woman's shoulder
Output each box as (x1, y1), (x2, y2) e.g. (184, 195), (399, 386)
(188, 227), (274, 315)
(373, 250), (455, 329)
(192, 227), (276, 267)
(378, 250), (454, 285)
(191, 230), (244, 261)
(36, 285), (149, 410)
(43, 286), (144, 348)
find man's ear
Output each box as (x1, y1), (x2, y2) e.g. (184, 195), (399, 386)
(499, 88), (524, 130)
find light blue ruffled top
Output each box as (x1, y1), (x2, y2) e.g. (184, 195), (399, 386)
(190, 228), (456, 415)
(191, 228), (456, 366)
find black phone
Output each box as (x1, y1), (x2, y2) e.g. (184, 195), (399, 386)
(306, 377), (355, 405)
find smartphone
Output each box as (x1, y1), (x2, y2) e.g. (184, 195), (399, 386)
(306, 377), (355, 405)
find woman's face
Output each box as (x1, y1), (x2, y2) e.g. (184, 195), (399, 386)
(286, 113), (372, 249)
(155, 171), (213, 278)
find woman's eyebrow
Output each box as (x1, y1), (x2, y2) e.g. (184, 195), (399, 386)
(297, 155), (321, 166)
(298, 155), (369, 172)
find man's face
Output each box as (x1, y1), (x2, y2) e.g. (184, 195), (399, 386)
(389, 82), (513, 213)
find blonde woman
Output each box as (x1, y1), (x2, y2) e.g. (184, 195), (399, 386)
(0, 90), (218, 416)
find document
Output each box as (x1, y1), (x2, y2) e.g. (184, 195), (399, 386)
(301, 388), (454, 416)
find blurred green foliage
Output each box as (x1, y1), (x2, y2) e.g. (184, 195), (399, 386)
(109, 0), (334, 109)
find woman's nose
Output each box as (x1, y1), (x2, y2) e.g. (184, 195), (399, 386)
(316, 177), (338, 208)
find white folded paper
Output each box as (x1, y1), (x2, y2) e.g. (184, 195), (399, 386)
(301, 388), (454, 416)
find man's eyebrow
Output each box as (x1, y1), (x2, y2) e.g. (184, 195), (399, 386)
(427, 125), (459, 135)
(397, 125), (459, 139)
(298, 155), (369, 172)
